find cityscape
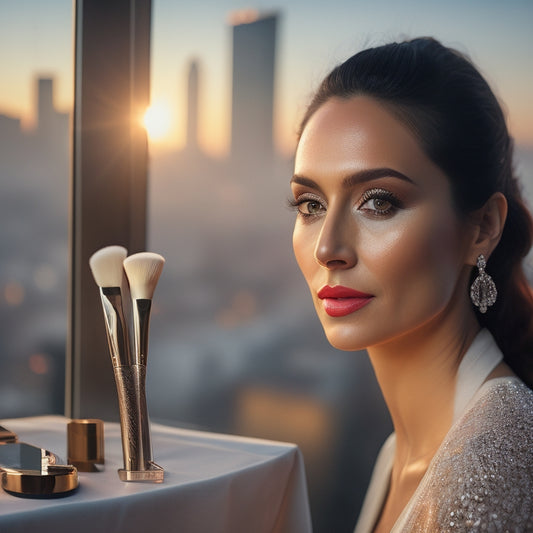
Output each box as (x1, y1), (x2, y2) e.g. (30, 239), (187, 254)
(1, 7), (532, 533)
(0, 12), (391, 531)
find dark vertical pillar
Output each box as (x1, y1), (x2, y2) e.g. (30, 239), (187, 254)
(66, 0), (151, 419)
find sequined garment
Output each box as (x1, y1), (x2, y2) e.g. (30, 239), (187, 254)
(354, 331), (533, 533)
(400, 378), (533, 532)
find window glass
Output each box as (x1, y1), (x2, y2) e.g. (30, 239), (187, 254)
(147, 2), (532, 530)
(0, 2), (73, 417)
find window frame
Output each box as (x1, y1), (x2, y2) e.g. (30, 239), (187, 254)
(66, 0), (152, 419)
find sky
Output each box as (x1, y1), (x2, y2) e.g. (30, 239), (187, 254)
(1, 0), (532, 156)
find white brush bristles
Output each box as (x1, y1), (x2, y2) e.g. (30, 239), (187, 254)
(89, 245), (128, 288)
(123, 252), (165, 300)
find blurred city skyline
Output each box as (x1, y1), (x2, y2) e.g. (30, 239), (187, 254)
(1, 0), (532, 157)
(0, 12), (394, 529)
(1, 3), (533, 531)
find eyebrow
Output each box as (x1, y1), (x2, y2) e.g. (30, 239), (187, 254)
(291, 167), (415, 190)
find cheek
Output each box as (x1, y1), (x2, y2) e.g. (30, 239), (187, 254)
(292, 223), (317, 281)
(363, 212), (464, 301)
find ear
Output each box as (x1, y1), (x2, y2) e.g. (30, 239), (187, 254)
(467, 192), (507, 265)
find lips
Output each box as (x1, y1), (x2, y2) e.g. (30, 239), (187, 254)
(317, 285), (374, 317)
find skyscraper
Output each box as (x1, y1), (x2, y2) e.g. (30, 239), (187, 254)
(229, 11), (278, 172)
(186, 59), (199, 152)
(35, 77), (69, 143)
(37, 78), (54, 133)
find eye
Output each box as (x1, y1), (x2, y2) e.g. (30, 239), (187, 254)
(364, 197), (392, 212)
(300, 199), (325, 215)
(288, 194), (326, 219)
(358, 188), (401, 217)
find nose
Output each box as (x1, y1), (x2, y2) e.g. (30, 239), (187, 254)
(314, 208), (357, 270)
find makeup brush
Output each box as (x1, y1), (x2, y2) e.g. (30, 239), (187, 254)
(119, 252), (164, 478)
(89, 245), (132, 367)
(90, 247), (164, 481)
(123, 252), (165, 367)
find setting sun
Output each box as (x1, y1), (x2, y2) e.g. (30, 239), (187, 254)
(142, 102), (172, 142)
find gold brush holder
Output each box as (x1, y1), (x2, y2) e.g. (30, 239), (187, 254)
(113, 364), (164, 482)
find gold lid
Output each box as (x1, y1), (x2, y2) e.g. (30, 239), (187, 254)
(67, 419), (104, 472)
(2, 465), (78, 496)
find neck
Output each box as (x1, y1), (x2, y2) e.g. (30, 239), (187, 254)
(367, 301), (480, 465)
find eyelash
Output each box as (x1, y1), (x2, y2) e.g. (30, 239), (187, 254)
(287, 194), (326, 220)
(288, 188), (402, 220)
(358, 188), (402, 217)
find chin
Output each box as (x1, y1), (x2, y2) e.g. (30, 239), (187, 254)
(322, 324), (371, 352)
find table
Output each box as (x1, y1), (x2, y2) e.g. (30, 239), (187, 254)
(0, 416), (312, 533)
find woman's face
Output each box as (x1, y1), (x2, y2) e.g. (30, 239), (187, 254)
(291, 96), (475, 351)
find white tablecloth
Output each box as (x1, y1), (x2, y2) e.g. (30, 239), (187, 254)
(0, 416), (312, 533)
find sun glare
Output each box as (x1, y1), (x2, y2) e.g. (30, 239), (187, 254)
(142, 102), (172, 142)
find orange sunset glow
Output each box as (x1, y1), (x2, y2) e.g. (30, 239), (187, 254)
(2, 1), (531, 157)
(142, 102), (172, 142)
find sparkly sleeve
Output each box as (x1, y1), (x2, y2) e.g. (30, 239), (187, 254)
(399, 380), (533, 532)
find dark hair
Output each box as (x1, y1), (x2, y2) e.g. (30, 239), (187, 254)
(299, 37), (533, 387)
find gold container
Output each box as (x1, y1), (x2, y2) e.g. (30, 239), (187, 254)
(67, 419), (105, 472)
(2, 465), (78, 497)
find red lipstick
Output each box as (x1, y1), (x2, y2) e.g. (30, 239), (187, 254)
(317, 285), (374, 317)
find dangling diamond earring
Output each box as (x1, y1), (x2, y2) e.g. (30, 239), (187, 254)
(470, 254), (497, 313)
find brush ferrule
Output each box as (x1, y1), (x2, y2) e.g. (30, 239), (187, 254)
(101, 286), (120, 297)
(99, 287), (132, 367)
(133, 298), (152, 366)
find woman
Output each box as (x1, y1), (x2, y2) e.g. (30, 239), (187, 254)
(290, 38), (533, 532)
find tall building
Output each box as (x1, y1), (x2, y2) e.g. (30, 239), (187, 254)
(229, 11), (278, 171)
(35, 77), (69, 143)
(186, 59), (199, 152)
(37, 78), (54, 133)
